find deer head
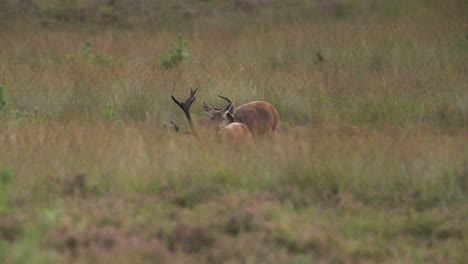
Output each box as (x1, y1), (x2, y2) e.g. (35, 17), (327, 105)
(202, 95), (235, 131)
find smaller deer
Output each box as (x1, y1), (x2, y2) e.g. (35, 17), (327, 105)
(171, 88), (252, 142)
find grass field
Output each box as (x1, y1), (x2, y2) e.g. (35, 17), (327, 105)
(0, 0), (467, 263)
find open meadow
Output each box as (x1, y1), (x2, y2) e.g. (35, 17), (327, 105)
(0, 0), (467, 263)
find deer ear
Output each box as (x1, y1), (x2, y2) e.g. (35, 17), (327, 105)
(202, 101), (214, 116)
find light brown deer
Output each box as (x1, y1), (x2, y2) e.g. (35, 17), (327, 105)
(171, 88), (252, 142)
(205, 95), (279, 137)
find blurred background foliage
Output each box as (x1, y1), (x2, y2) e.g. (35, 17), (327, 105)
(0, 0), (464, 31)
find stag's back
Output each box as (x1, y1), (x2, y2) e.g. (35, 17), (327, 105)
(233, 101), (279, 137)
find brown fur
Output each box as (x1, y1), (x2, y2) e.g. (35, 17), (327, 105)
(232, 101), (279, 137)
(202, 100), (253, 142)
(218, 122), (253, 142)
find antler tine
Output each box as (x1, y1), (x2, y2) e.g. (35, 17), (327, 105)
(185, 88), (198, 107)
(171, 96), (183, 108)
(218, 95), (234, 112)
(217, 95), (233, 104)
(190, 87), (199, 97)
(171, 88), (198, 111)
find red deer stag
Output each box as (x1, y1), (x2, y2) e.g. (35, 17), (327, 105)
(171, 88), (252, 142)
(205, 95), (279, 137)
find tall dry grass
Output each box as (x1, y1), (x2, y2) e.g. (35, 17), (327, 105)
(0, 121), (466, 262)
(0, 2), (466, 126)
(1, 121), (465, 206)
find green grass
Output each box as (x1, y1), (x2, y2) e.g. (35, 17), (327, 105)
(0, 0), (467, 263)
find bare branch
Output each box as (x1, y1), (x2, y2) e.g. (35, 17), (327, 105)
(170, 120), (180, 132)
(171, 88), (199, 138)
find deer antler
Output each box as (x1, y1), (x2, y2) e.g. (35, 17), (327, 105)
(171, 88), (199, 138)
(218, 95), (232, 104)
(217, 95), (234, 112)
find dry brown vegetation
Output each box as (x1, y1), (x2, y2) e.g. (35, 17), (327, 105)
(0, 0), (467, 263)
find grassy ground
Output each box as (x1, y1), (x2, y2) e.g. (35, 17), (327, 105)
(0, 0), (467, 263)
